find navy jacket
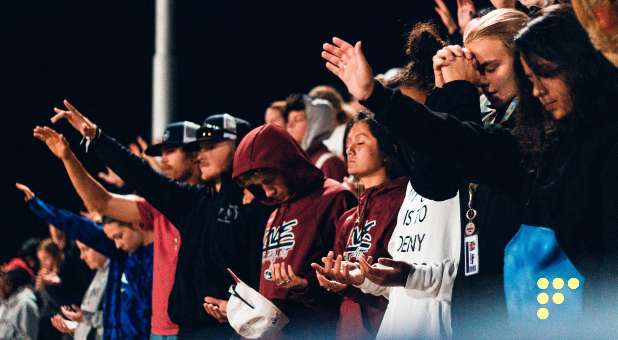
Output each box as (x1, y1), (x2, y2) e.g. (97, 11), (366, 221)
(29, 197), (153, 340)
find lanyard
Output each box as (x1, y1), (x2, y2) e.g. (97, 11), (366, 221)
(464, 183), (478, 236)
(500, 97), (519, 124)
(464, 183), (480, 276)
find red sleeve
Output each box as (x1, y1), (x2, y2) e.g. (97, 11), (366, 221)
(321, 156), (348, 182)
(135, 197), (156, 231)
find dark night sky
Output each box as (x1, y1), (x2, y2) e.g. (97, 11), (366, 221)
(1, 0), (490, 261)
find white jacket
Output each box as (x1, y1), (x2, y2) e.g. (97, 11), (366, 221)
(357, 182), (461, 339)
(0, 287), (39, 340)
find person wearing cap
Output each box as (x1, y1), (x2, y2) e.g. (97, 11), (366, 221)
(32, 121), (202, 339)
(204, 124), (356, 338)
(284, 93), (348, 182)
(48, 100), (272, 339)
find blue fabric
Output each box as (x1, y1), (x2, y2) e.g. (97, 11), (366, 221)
(150, 335), (178, 340)
(504, 224), (585, 326)
(29, 197), (153, 340)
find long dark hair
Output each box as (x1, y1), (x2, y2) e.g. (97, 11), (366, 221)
(343, 112), (407, 180)
(513, 4), (618, 170)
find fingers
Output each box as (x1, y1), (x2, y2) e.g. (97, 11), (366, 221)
(50, 109), (69, 124)
(461, 47), (474, 60)
(203, 300), (225, 322)
(446, 45), (464, 58)
(321, 50), (343, 68)
(271, 262), (282, 285)
(323, 42), (345, 58)
(325, 61), (342, 78)
(322, 251), (335, 273)
(63, 99), (79, 113)
(15, 182), (29, 193)
(332, 36), (354, 50)
(279, 264), (291, 283)
(287, 264), (297, 282)
(316, 271), (330, 288)
(226, 268), (241, 283)
(129, 143), (141, 156)
(136, 136), (149, 150)
(311, 262), (327, 276)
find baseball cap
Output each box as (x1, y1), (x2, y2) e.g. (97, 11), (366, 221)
(226, 270), (289, 339)
(144, 121), (200, 156)
(187, 113), (252, 151)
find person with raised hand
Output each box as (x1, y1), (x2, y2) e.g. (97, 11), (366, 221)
(49, 101), (271, 339)
(16, 182), (153, 340)
(33, 121), (202, 339)
(323, 4), (618, 336)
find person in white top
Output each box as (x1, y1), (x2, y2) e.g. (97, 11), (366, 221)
(315, 182), (461, 339)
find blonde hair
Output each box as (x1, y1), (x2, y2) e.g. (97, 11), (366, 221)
(464, 9), (529, 51)
(38, 238), (63, 273)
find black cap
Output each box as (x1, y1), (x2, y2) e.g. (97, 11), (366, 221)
(187, 113), (251, 150)
(144, 121), (201, 156)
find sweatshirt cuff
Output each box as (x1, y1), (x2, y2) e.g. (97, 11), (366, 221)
(439, 81), (480, 118)
(359, 80), (395, 115)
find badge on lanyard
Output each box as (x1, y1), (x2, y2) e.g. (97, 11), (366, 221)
(464, 234), (479, 276)
(464, 183), (480, 276)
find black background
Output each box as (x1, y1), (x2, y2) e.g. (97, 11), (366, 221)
(1, 0), (490, 262)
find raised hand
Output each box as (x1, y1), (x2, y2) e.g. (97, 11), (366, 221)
(358, 255), (411, 287)
(97, 167), (125, 189)
(61, 305), (84, 322)
(15, 183), (35, 202)
(33, 126), (72, 160)
(203, 296), (229, 323)
(457, 0), (477, 33)
(271, 262), (308, 290)
(51, 99), (97, 139)
(322, 37), (375, 101)
(129, 136), (162, 172)
(435, 0), (458, 35)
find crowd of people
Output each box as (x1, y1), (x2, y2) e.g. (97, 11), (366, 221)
(1, 1), (616, 339)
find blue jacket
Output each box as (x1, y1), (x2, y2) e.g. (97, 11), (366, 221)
(29, 197), (153, 340)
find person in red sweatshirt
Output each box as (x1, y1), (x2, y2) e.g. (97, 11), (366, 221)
(204, 124), (356, 338)
(312, 112), (408, 340)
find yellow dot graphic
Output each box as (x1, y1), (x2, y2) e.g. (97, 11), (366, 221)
(537, 277), (549, 289)
(552, 292), (565, 305)
(568, 278), (580, 290)
(552, 277), (564, 289)
(537, 292), (549, 304)
(537, 307), (550, 320)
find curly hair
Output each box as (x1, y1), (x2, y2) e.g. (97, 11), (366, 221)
(391, 22), (446, 93)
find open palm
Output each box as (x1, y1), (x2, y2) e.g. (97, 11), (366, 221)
(33, 126), (71, 160)
(322, 37), (375, 101)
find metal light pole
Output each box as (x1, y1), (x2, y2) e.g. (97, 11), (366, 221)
(151, 0), (175, 142)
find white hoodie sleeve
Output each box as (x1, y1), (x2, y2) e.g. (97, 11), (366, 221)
(403, 259), (458, 300)
(355, 278), (391, 299)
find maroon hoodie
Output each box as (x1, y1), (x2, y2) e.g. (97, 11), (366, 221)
(333, 176), (408, 340)
(233, 124), (356, 335)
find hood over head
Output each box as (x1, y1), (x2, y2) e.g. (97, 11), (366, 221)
(233, 124), (324, 205)
(301, 96), (337, 151)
